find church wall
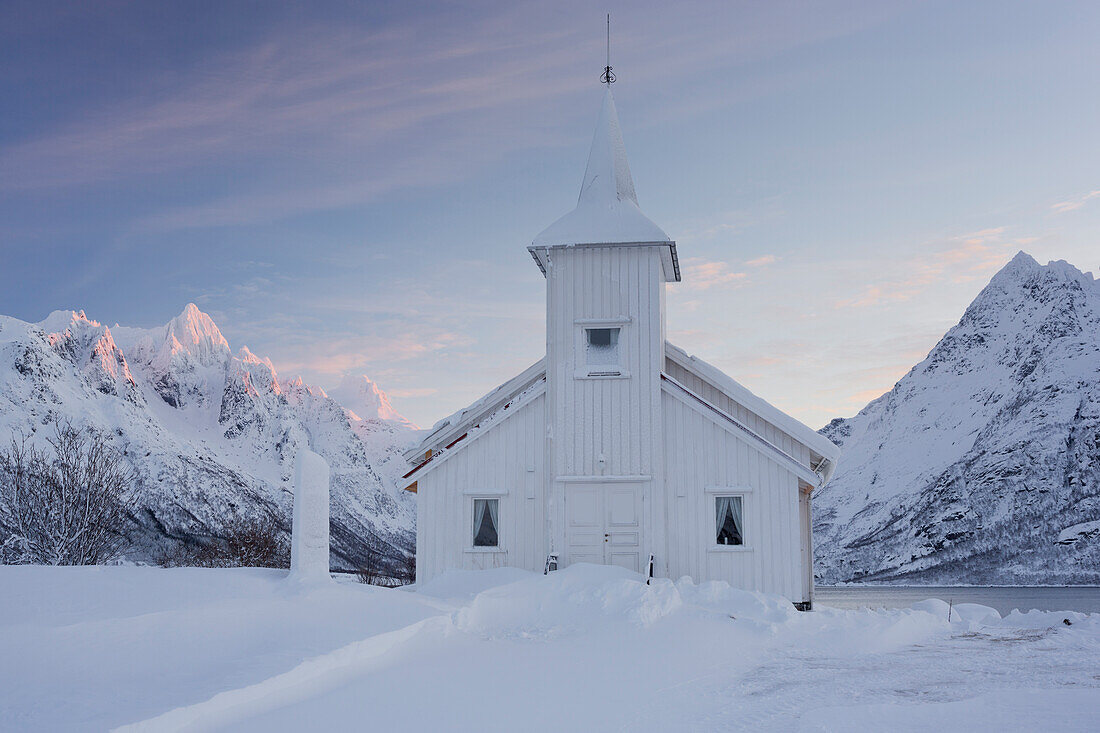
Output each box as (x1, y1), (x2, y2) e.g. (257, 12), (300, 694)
(660, 388), (806, 602)
(415, 392), (547, 583)
(663, 357), (813, 467)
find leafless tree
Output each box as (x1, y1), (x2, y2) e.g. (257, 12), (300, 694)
(0, 423), (134, 565)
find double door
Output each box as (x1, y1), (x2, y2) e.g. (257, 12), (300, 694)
(564, 482), (643, 572)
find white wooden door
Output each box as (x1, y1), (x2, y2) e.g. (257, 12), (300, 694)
(565, 483), (643, 572)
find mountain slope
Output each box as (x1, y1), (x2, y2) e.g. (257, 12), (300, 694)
(815, 252), (1100, 584)
(0, 305), (416, 569)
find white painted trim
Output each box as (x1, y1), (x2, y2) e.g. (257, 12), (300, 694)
(709, 492), (750, 551)
(464, 548), (508, 554)
(576, 323), (627, 380)
(555, 475), (653, 483)
(468, 496), (503, 553)
(705, 485), (754, 494)
(462, 488), (509, 496)
(527, 241), (680, 282)
(575, 317), (632, 326)
(574, 371), (631, 380)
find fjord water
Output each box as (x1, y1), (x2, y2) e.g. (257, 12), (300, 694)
(816, 586), (1100, 615)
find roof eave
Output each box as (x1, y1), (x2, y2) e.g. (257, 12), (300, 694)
(527, 240), (680, 282)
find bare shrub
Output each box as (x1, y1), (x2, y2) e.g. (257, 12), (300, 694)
(395, 552), (416, 584)
(157, 515), (289, 569)
(355, 545), (414, 587)
(222, 516), (288, 568)
(0, 424), (133, 565)
(356, 544), (383, 585)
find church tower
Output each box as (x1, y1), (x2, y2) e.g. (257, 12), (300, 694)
(528, 89), (680, 568)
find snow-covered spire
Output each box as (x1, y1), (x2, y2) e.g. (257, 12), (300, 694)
(532, 89), (670, 247)
(579, 88), (637, 208)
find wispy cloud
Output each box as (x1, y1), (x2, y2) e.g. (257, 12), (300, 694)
(1051, 190), (1100, 213)
(681, 258), (748, 290)
(745, 254), (777, 267)
(834, 227), (1028, 309)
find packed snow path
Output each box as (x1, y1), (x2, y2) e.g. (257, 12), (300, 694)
(1, 566), (1097, 732)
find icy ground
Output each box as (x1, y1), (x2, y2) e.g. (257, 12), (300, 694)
(2, 565), (1098, 732)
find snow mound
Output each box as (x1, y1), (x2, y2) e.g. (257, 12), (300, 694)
(415, 566), (535, 602)
(450, 564), (799, 639)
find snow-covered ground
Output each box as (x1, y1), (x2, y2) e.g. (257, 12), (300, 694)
(2, 566), (1098, 732)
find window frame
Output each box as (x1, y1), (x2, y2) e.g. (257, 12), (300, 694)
(468, 496), (503, 552)
(704, 487), (752, 552)
(574, 318), (630, 379)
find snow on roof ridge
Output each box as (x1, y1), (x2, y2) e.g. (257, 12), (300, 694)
(406, 358), (546, 461)
(665, 341), (841, 464)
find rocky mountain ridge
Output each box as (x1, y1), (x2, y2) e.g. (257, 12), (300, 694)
(814, 252), (1100, 584)
(0, 304), (416, 569)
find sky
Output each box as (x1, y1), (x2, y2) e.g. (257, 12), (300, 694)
(2, 0), (1099, 429)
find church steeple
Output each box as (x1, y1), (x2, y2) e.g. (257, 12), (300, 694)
(578, 89), (638, 210)
(529, 89), (679, 281)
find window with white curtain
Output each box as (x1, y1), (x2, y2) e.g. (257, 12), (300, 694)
(715, 495), (744, 546)
(472, 498), (499, 547)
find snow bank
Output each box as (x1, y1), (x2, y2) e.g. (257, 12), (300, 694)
(415, 566), (534, 602)
(911, 598), (1001, 625)
(5, 565), (1099, 732)
(450, 564), (809, 639)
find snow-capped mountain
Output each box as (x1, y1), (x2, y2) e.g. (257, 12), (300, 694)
(815, 252), (1100, 584)
(0, 304), (416, 569)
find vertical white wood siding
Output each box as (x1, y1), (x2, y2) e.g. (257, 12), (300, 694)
(415, 392), (547, 583)
(545, 245), (666, 478)
(664, 357), (814, 468)
(661, 388), (807, 602)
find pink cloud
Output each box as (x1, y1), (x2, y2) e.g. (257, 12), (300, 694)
(745, 254), (778, 267)
(681, 258), (748, 291)
(834, 228), (1025, 309)
(1051, 190), (1100, 213)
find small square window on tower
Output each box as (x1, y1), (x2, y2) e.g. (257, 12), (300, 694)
(585, 327), (620, 375)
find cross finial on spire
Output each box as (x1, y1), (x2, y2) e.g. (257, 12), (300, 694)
(600, 14), (616, 86)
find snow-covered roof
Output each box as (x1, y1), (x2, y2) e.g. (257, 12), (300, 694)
(403, 358), (546, 467)
(529, 90), (679, 281)
(665, 342), (842, 474)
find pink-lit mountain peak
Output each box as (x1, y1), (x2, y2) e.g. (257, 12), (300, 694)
(331, 373), (414, 427)
(163, 303), (230, 365)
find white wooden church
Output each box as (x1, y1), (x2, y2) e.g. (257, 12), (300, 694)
(403, 89), (839, 608)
